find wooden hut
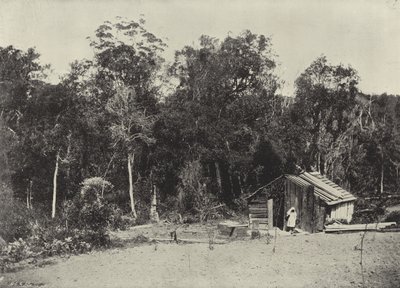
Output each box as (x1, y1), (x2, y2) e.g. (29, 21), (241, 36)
(247, 172), (357, 233)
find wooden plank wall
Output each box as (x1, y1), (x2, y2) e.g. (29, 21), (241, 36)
(248, 177), (284, 230)
(330, 201), (354, 223)
(248, 177), (329, 232)
(284, 179), (326, 233)
(248, 191), (268, 229)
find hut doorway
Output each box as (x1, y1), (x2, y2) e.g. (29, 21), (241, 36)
(273, 195), (285, 230)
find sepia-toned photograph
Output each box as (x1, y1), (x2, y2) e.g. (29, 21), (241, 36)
(1, 0), (400, 287)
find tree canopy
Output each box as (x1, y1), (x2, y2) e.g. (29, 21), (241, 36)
(1, 19), (399, 221)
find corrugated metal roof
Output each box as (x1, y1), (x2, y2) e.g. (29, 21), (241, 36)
(285, 172), (356, 206)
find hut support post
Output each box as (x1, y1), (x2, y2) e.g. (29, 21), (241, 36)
(268, 199), (273, 230)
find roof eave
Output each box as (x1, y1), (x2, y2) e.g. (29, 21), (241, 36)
(326, 197), (357, 206)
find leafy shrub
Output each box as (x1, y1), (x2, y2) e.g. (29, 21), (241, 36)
(0, 233), (93, 272)
(0, 196), (35, 242)
(0, 178), (133, 272)
(134, 199), (150, 225)
(177, 160), (229, 222)
(130, 234), (149, 244)
(80, 177), (113, 200)
(385, 211), (400, 224)
(182, 214), (197, 224)
(29, 222), (92, 256)
(60, 177), (133, 246)
(162, 211), (183, 224)
(351, 211), (380, 224)
(62, 179), (110, 237)
(351, 199), (385, 224)
(1, 239), (34, 263)
(43, 236), (91, 256)
(233, 197), (248, 213)
(107, 204), (133, 231)
(61, 197), (111, 247)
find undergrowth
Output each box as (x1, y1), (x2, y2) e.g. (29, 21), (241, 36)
(0, 178), (133, 272)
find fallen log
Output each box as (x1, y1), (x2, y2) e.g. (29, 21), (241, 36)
(363, 195), (400, 200)
(378, 227), (400, 232)
(129, 224), (153, 230)
(325, 222), (396, 233)
(0, 235), (6, 247)
(149, 238), (228, 244)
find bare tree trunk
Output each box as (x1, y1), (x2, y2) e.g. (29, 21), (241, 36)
(26, 184), (30, 209)
(26, 180), (33, 209)
(128, 153), (137, 218)
(228, 172), (234, 196)
(368, 95), (376, 130)
(215, 162), (222, 194)
(330, 158), (335, 180)
(238, 175), (244, 195)
(65, 132), (72, 179)
(381, 162), (384, 194)
(102, 153), (115, 197)
(29, 180), (33, 208)
(323, 158), (327, 176)
(52, 152), (60, 219)
(150, 184), (159, 222)
(380, 146), (384, 194)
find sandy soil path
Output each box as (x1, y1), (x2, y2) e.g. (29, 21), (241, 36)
(1, 232), (400, 288)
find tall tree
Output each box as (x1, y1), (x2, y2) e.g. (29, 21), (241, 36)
(160, 31), (280, 205)
(294, 56), (359, 175)
(87, 18), (166, 216)
(106, 85), (155, 217)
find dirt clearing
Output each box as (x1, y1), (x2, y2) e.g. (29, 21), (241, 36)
(1, 229), (399, 288)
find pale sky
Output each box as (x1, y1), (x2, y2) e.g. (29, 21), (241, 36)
(0, 0), (399, 96)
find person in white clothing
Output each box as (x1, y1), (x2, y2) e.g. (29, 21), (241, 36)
(286, 207), (297, 234)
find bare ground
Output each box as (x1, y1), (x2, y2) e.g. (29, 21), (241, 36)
(1, 226), (400, 288)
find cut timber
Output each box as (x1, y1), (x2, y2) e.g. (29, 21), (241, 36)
(249, 207), (268, 212)
(325, 222), (396, 233)
(250, 200), (267, 204)
(249, 203), (268, 207)
(249, 212), (267, 216)
(249, 211), (268, 215)
(249, 212), (268, 217)
(218, 222), (248, 228)
(249, 216), (268, 219)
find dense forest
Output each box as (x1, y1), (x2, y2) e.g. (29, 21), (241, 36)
(1, 18), (400, 225)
